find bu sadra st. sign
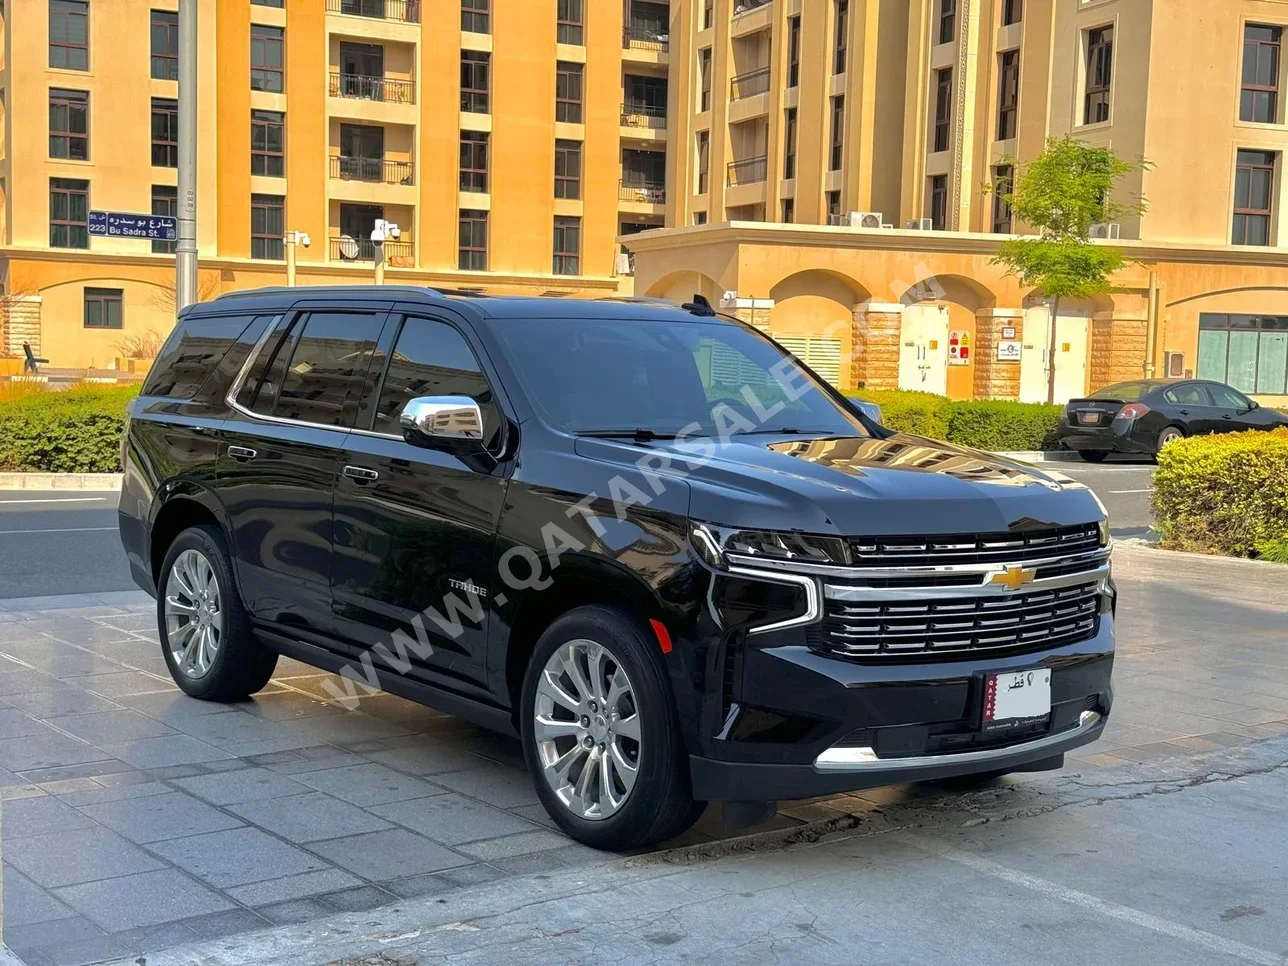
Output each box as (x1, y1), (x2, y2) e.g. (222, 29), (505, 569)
(88, 210), (178, 241)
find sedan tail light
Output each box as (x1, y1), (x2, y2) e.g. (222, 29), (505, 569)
(1115, 403), (1151, 421)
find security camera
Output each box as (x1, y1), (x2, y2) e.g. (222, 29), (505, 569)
(388, 225), (401, 241)
(299, 233), (311, 249)
(370, 228), (384, 246)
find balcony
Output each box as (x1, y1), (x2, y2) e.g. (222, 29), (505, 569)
(730, 67), (770, 100)
(324, 0), (420, 23)
(732, 0), (771, 13)
(727, 156), (767, 186)
(330, 236), (415, 264)
(329, 72), (415, 104)
(623, 26), (669, 53)
(619, 180), (666, 204)
(330, 156), (415, 185)
(620, 102), (667, 131)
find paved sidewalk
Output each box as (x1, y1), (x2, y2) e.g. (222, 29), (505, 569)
(0, 545), (1285, 965)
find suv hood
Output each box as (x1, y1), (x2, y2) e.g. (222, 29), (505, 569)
(575, 432), (1104, 536)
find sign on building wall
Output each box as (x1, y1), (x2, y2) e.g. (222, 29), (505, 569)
(948, 330), (971, 365)
(88, 211), (178, 241)
(997, 341), (1023, 362)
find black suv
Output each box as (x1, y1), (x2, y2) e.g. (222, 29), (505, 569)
(119, 286), (1115, 850)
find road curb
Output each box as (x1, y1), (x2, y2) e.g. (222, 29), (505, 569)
(1114, 538), (1287, 568)
(0, 473), (122, 490)
(994, 450), (1083, 463)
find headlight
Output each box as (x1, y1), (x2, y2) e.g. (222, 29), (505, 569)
(690, 522), (849, 567)
(1098, 519), (1110, 547)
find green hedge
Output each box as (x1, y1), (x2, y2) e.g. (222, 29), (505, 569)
(1153, 428), (1288, 559)
(846, 390), (1064, 451)
(0, 385), (140, 473)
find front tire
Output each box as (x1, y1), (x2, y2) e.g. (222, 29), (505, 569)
(520, 605), (701, 851)
(157, 525), (277, 701)
(1078, 450), (1109, 463)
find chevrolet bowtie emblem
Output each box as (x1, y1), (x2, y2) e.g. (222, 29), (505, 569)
(989, 566), (1037, 591)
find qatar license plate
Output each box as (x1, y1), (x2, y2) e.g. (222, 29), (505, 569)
(984, 669), (1052, 730)
(1079, 411), (1102, 425)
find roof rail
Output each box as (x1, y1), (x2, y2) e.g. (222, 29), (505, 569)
(212, 285), (444, 301)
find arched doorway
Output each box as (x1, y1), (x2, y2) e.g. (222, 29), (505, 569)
(768, 270), (871, 389)
(898, 275), (997, 399)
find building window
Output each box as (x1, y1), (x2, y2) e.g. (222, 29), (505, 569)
(700, 48), (712, 111)
(930, 174), (948, 230)
(459, 209), (488, 271)
(934, 68), (953, 152)
(84, 288), (123, 329)
(783, 107), (798, 179)
(250, 25), (285, 92)
(788, 16), (801, 87)
(826, 190), (842, 221)
(1241, 24), (1281, 124)
(252, 0), (284, 6)
(697, 130), (710, 194)
(50, 0), (89, 70)
(251, 110), (285, 177)
(461, 0), (489, 34)
(554, 139), (582, 199)
(703, 1), (713, 30)
(938, 0), (956, 45)
(992, 164), (1013, 233)
(461, 51), (490, 113)
(833, 0), (849, 75)
(460, 132), (489, 192)
(829, 96), (845, 171)
(151, 9), (179, 80)
(694, 211), (708, 225)
(1233, 149), (1277, 246)
(997, 50), (1019, 140)
(556, 62), (584, 123)
(553, 216), (581, 275)
(1198, 314), (1288, 395)
(151, 98), (179, 168)
(50, 178), (89, 248)
(251, 194), (285, 260)
(49, 89), (89, 161)
(1084, 26), (1113, 125)
(152, 185), (177, 254)
(1002, 0), (1022, 26)
(557, 0), (583, 45)
(781, 198), (795, 224)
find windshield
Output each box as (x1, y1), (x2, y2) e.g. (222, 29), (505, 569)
(1091, 382), (1151, 401)
(490, 316), (867, 439)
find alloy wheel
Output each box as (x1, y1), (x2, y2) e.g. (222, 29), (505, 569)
(164, 549), (222, 679)
(533, 638), (641, 821)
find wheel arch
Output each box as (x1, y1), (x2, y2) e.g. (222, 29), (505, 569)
(148, 483), (229, 586)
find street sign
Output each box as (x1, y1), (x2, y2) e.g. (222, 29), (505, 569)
(88, 210), (178, 241)
(997, 341), (1023, 362)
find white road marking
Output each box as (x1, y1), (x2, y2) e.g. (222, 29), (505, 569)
(0, 496), (112, 504)
(0, 527), (117, 535)
(919, 840), (1283, 966)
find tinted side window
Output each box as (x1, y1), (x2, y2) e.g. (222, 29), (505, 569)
(373, 316), (499, 447)
(1208, 384), (1251, 409)
(236, 315), (297, 413)
(1163, 384), (1210, 406)
(143, 314), (256, 398)
(274, 312), (382, 427)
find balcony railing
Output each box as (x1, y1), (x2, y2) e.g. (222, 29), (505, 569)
(727, 155), (768, 186)
(329, 72), (416, 105)
(620, 102), (667, 129)
(619, 180), (666, 204)
(330, 156), (416, 185)
(623, 25), (669, 52)
(330, 236), (415, 263)
(732, 0), (772, 15)
(324, 0), (420, 24)
(730, 67), (771, 100)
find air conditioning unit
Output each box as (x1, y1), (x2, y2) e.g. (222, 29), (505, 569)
(906, 218), (935, 230)
(848, 211), (885, 229)
(1089, 222), (1121, 240)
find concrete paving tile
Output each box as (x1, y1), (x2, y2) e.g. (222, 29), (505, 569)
(5, 827), (166, 888)
(151, 826), (334, 888)
(2, 869), (75, 927)
(3, 915), (107, 953)
(15, 759), (134, 784)
(507, 803), (559, 830)
(0, 707), (52, 739)
(289, 762), (446, 807)
(265, 751), (370, 774)
(37, 777), (110, 796)
(1, 688), (124, 718)
(112, 691), (243, 722)
(429, 764), (541, 808)
(180, 907), (274, 940)
(226, 869), (363, 907)
(93, 613), (160, 634)
(1067, 751), (1138, 768)
(488, 842), (613, 876)
(55, 780), (172, 807)
(1, 783), (55, 801)
(307, 827), (472, 880)
(146, 762), (215, 780)
(59, 670), (175, 698)
(225, 790), (394, 843)
(215, 733), (333, 758)
(253, 897), (333, 926)
(365, 743), (493, 777)
(98, 734), (234, 768)
(172, 767), (311, 806)
(34, 618), (140, 647)
(241, 689), (349, 721)
(0, 729), (110, 772)
(177, 709), (303, 747)
(2, 792), (98, 838)
(431, 863), (512, 891)
(275, 711), (415, 745)
(454, 829), (573, 861)
(316, 884), (399, 913)
(78, 790), (244, 844)
(368, 793), (539, 846)
(54, 868), (234, 932)
(111, 920), (203, 955)
(46, 709), (177, 744)
(0, 667), (70, 696)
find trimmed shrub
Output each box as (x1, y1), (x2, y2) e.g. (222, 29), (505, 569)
(1153, 428), (1288, 558)
(0, 384), (140, 473)
(847, 390), (1063, 451)
(848, 389), (949, 440)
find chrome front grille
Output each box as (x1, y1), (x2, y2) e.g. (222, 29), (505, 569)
(818, 581), (1101, 658)
(849, 523), (1102, 568)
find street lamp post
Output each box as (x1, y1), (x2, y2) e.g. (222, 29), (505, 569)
(370, 219), (401, 285)
(175, 0), (198, 310)
(284, 231), (311, 287)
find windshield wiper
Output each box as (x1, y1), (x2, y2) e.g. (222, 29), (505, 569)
(732, 428), (838, 436)
(575, 429), (672, 443)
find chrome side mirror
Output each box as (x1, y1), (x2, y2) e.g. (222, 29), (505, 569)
(400, 396), (484, 449)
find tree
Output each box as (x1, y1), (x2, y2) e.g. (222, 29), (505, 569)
(150, 270), (222, 315)
(990, 136), (1150, 403)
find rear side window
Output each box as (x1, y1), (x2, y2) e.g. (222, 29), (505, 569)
(142, 314), (256, 398)
(272, 312), (383, 427)
(372, 316), (500, 447)
(1163, 384), (1210, 406)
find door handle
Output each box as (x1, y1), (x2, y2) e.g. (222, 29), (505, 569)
(227, 446), (258, 462)
(1222, 414), (1233, 420)
(1177, 409), (1189, 415)
(343, 465), (380, 485)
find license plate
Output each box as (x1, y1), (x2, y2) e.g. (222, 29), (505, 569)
(1079, 412), (1102, 425)
(984, 669), (1052, 730)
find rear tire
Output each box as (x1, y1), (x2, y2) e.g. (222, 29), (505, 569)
(520, 605), (701, 851)
(157, 525), (277, 701)
(1156, 426), (1184, 454)
(1078, 451), (1109, 463)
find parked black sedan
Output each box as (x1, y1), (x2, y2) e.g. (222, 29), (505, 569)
(1058, 379), (1288, 461)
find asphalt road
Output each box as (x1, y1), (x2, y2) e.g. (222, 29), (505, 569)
(1049, 455), (1158, 539)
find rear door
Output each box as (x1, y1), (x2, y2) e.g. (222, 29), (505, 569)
(1160, 383), (1212, 435)
(219, 307), (387, 646)
(330, 311), (510, 695)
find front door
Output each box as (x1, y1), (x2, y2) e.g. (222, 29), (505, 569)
(331, 313), (510, 695)
(339, 42), (384, 98)
(339, 124), (384, 182)
(898, 304), (950, 395)
(219, 308), (386, 645)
